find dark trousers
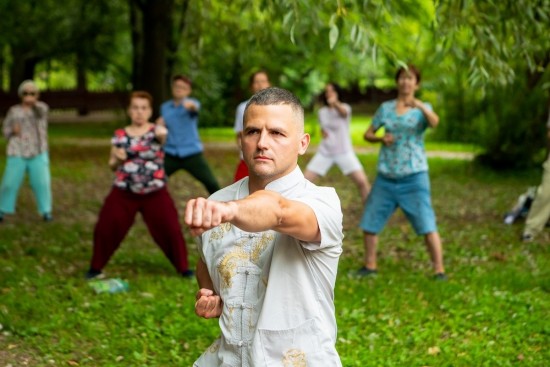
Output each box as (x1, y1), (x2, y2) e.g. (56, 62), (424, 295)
(91, 187), (189, 273)
(164, 152), (220, 195)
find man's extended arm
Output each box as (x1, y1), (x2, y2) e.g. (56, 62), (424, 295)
(185, 189), (321, 243)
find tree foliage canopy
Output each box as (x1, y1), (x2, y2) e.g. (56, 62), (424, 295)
(1, 0), (549, 166)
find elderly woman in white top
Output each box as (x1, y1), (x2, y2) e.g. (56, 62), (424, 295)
(304, 82), (370, 201)
(0, 80), (52, 222)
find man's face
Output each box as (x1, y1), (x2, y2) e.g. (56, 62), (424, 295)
(127, 97), (152, 125)
(172, 80), (192, 99)
(251, 73), (270, 94)
(242, 104), (309, 184)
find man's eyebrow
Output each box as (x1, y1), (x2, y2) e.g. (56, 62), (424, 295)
(269, 127), (287, 134)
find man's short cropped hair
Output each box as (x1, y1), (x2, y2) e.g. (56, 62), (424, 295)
(245, 87), (304, 126)
(172, 75), (192, 86)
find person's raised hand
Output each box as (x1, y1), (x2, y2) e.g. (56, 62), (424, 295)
(154, 124), (168, 140)
(405, 98), (423, 109)
(327, 95), (338, 106)
(183, 100), (197, 111)
(114, 147), (127, 162)
(12, 123), (21, 136)
(185, 197), (237, 236)
(195, 288), (223, 318)
(382, 133), (395, 146)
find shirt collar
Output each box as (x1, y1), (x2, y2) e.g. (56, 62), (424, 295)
(264, 166), (303, 194)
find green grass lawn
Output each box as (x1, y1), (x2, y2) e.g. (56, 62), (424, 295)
(0, 123), (548, 366)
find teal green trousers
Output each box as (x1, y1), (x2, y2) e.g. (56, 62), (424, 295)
(0, 152), (52, 215)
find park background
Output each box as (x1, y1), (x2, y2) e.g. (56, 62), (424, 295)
(0, 0), (549, 366)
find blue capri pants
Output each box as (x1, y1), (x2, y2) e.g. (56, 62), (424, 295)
(360, 171), (437, 235)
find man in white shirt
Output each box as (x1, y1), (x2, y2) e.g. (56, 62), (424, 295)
(185, 87), (344, 366)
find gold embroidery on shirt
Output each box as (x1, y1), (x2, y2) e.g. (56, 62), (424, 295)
(210, 222), (232, 241)
(208, 338), (221, 353)
(217, 232), (275, 289)
(218, 245), (248, 288)
(282, 349), (307, 367)
(250, 232), (275, 263)
(227, 305), (235, 331)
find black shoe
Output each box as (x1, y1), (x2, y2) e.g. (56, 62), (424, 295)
(521, 233), (534, 242)
(181, 269), (194, 278)
(356, 266), (378, 277)
(43, 213), (53, 222)
(433, 272), (448, 281)
(85, 269), (105, 280)
(0, 212), (3, 223)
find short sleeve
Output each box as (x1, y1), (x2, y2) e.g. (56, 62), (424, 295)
(111, 129), (127, 147)
(418, 102), (433, 128)
(36, 101), (49, 115)
(294, 187), (343, 251)
(371, 104), (386, 130)
(343, 103), (352, 117)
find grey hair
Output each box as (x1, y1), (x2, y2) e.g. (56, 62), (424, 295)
(244, 87), (304, 130)
(18, 80), (39, 97)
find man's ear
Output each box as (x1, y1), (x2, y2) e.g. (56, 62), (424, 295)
(298, 133), (310, 156)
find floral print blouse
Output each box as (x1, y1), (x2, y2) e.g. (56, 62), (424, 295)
(2, 102), (49, 158)
(112, 126), (166, 194)
(371, 100), (432, 178)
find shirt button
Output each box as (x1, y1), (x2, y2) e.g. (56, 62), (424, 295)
(238, 341), (243, 347)
(245, 270), (250, 275)
(241, 304), (246, 309)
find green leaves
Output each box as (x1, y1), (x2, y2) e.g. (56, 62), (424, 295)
(329, 24), (339, 50)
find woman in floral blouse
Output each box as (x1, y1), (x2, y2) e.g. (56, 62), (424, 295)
(358, 65), (446, 280)
(0, 80), (52, 222)
(86, 91), (192, 279)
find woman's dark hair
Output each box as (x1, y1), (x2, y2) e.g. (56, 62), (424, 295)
(321, 82), (344, 106)
(249, 70), (270, 86)
(395, 64), (421, 83)
(172, 74), (192, 86)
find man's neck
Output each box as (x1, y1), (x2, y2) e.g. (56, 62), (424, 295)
(248, 178), (267, 194)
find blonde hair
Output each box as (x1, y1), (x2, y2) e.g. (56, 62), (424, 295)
(18, 80), (39, 97)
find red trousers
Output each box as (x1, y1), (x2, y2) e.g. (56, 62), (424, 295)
(233, 159), (249, 182)
(90, 187), (189, 273)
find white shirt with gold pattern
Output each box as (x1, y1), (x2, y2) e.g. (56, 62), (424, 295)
(194, 166), (344, 367)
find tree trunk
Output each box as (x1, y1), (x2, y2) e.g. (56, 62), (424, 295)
(76, 52), (89, 115)
(130, 0), (144, 90)
(166, 0), (190, 93)
(9, 48), (39, 93)
(141, 0), (174, 118)
(0, 46), (4, 92)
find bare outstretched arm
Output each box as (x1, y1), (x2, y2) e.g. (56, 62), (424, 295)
(185, 189), (320, 242)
